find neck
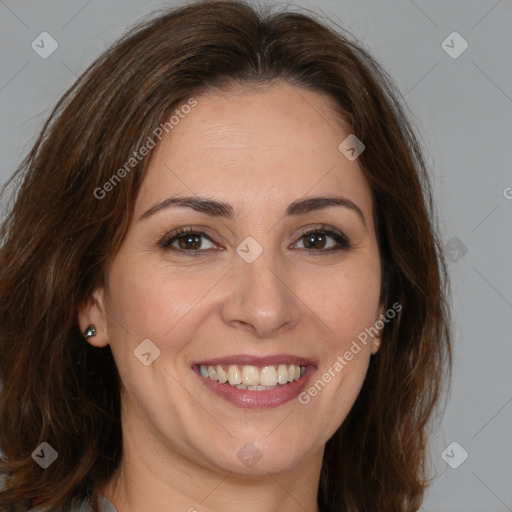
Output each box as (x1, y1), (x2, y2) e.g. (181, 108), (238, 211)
(101, 414), (323, 512)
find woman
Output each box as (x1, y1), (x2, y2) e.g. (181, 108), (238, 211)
(0, 1), (451, 511)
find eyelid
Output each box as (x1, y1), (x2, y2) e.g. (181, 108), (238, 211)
(295, 224), (346, 240)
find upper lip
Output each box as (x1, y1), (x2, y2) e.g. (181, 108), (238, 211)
(192, 354), (316, 367)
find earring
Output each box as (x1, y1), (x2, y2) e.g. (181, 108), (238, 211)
(83, 325), (97, 340)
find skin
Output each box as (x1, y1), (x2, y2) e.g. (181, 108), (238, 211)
(79, 82), (383, 512)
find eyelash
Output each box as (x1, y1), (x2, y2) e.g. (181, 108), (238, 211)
(160, 225), (351, 257)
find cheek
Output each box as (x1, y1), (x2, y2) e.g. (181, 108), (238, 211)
(298, 263), (380, 432)
(304, 257), (380, 423)
(105, 257), (223, 352)
(304, 257), (381, 353)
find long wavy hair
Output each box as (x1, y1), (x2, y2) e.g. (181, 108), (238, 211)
(0, 1), (451, 510)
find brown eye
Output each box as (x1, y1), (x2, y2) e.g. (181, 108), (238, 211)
(302, 232), (328, 249)
(293, 226), (350, 252)
(176, 233), (203, 250)
(161, 228), (217, 253)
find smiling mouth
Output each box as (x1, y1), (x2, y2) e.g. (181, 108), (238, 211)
(196, 364), (307, 390)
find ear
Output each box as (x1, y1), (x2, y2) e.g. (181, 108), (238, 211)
(370, 304), (386, 355)
(77, 288), (110, 347)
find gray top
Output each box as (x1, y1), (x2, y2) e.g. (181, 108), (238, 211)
(32, 496), (117, 512)
(77, 497), (117, 512)
(102, 497), (117, 512)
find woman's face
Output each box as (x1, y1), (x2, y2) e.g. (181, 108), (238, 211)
(80, 82), (383, 476)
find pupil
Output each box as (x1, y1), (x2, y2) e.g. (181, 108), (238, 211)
(305, 233), (325, 249)
(180, 234), (200, 249)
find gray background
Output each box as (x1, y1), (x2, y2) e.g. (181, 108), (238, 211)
(1, 0), (511, 510)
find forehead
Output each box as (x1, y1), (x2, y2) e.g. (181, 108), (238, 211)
(136, 82), (373, 220)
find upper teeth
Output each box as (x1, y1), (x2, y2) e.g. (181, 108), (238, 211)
(199, 364), (306, 388)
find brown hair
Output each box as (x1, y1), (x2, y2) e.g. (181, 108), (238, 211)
(0, 1), (451, 510)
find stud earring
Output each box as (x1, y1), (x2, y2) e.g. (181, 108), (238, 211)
(83, 325), (97, 340)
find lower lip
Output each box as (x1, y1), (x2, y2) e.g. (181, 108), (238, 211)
(194, 367), (315, 409)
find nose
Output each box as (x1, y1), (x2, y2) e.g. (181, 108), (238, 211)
(220, 252), (302, 339)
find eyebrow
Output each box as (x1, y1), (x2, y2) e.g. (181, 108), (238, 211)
(139, 195), (366, 226)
